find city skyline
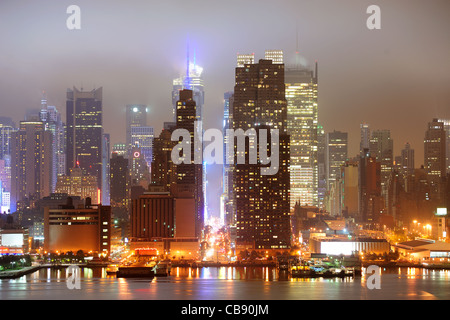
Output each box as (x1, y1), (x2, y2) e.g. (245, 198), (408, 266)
(1, 1), (449, 161)
(1, 0), (450, 303)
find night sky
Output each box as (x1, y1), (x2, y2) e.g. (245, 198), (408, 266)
(1, 0), (450, 217)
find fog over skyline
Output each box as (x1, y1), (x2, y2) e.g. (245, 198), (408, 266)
(1, 0), (450, 216)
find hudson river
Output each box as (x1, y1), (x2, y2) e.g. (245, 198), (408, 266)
(0, 267), (449, 300)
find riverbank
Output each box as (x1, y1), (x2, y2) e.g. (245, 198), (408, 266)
(0, 266), (42, 279)
(362, 261), (450, 270)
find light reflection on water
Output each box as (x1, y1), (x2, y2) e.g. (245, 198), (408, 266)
(0, 267), (449, 300)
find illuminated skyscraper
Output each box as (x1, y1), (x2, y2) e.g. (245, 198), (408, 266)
(285, 63), (318, 208)
(369, 129), (394, 205)
(0, 117), (16, 161)
(172, 50), (205, 124)
(39, 97), (65, 192)
(265, 50), (283, 64)
(175, 89), (204, 238)
(231, 54), (290, 250)
(326, 130), (348, 190)
(317, 124), (326, 208)
(55, 166), (99, 204)
(126, 104), (148, 150)
(424, 119), (446, 196)
(437, 119), (450, 174)
(66, 87), (103, 192)
(360, 123), (370, 156)
(236, 53), (255, 67)
(130, 126), (154, 169)
(11, 121), (52, 212)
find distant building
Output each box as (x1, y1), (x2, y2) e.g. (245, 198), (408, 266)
(11, 120), (52, 212)
(231, 55), (290, 250)
(66, 87), (103, 192)
(110, 153), (129, 208)
(55, 167), (99, 204)
(424, 119), (446, 197)
(285, 63), (318, 208)
(326, 130), (348, 191)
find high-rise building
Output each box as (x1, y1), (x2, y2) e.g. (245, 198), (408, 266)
(360, 123), (370, 156)
(112, 143), (127, 157)
(317, 124), (326, 208)
(11, 121), (53, 212)
(151, 124), (177, 192)
(437, 119), (450, 174)
(265, 50), (283, 64)
(172, 51), (205, 124)
(326, 130), (348, 190)
(231, 54), (290, 250)
(424, 119), (446, 196)
(55, 166), (99, 204)
(175, 89), (204, 238)
(66, 87), (103, 192)
(222, 91), (234, 226)
(39, 98), (66, 192)
(399, 142), (415, 192)
(125, 104), (148, 150)
(236, 53), (255, 67)
(359, 148), (383, 223)
(130, 126), (154, 168)
(0, 117), (16, 161)
(110, 152), (129, 208)
(285, 63), (318, 208)
(102, 132), (110, 205)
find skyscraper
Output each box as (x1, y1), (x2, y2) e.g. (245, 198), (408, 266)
(0, 117), (16, 161)
(125, 104), (148, 150)
(424, 119), (446, 196)
(55, 166), (99, 204)
(39, 98), (65, 192)
(326, 130), (348, 190)
(437, 119), (450, 174)
(66, 87), (103, 193)
(172, 52), (205, 124)
(360, 123), (370, 156)
(175, 89), (204, 238)
(102, 132), (110, 205)
(231, 54), (290, 250)
(11, 120), (52, 212)
(236, 53), (255, 67)
(110, 152), (129, 209)
(370, 129), (394, 206)
(222, 91), (234, 226)
(130, 126), (154, 169)
(285, 63), (318, 208)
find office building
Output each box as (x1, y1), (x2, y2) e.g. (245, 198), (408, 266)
(370, 129), (394, 205)
(360, 123), (370, 156)
(55, 167), (99, 204)
(285, 63), (318, 207)
(231, 54), (290, 250)
(175, 89), (204, 238)
(10, 120), (52, 212)
(437, 119), (450, 174)
(66, 87), (103, 192)
(326, 130), (348, 190)
(39, 99), (65, 192)
(126, 104), (148, 150)
(130, 126), (154, 168)
(110, 152), (129, 208)
(424, 119), (446, 196)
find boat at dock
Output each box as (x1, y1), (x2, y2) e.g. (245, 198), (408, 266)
(116, 265), (155, 278)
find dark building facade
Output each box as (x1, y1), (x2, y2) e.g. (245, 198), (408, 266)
(231, 57), (291, 250)
(66, 87), (103, 192)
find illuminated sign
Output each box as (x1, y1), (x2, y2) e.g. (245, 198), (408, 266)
(436, 208), (447, 216)
(133, 151), (140, 158)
